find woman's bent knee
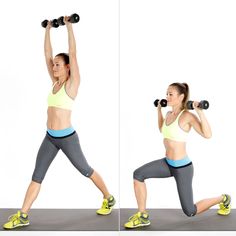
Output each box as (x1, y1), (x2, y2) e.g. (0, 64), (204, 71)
(133, 168), (145, 182)
(183, 204), (197, 217)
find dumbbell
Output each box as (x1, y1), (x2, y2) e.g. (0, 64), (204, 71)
(187, 100), (209, 110)
(154, 99), (167, 107)
(57, 13), (80, 26)
(41, 19), (59, 28)
(41, 13), (80, 28)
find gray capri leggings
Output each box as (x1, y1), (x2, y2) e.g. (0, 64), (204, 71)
(133, 158), (197, 217)
(32, 131), (94, 183)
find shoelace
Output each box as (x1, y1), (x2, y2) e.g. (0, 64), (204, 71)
(128, 213), (140, 221)
(132, 215), (145, 226)
(101, 200), (109, 209)
(219, 202), (229, 210)
(8, 212), (20, 222)
(10, 216), (21, 226)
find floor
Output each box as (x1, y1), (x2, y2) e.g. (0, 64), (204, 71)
(0, 208), (119, 231)
(1, 208), (235, 234)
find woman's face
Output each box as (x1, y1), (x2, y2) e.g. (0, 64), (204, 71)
(166, 86), (184, 107)
(53, 56), (69, 78)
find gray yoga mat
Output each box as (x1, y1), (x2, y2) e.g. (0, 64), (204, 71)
(120, 208), (236, 231)
(0, 208), (119, 231)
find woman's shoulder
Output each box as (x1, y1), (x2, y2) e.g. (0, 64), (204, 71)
(181, 110), (197, 121)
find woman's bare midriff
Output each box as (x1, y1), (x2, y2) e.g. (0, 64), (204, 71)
(47, 107), (72, 130)
(163, 139), (187, 160)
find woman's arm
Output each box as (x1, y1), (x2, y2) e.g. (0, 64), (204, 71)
(65, 17), (80, 87)
(189, 102), (212, 138)
(157, 104), (164, 132)
(44, 23), (56, 83)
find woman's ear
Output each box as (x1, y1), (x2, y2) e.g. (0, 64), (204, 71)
(66, 64), (70, 72)
(179, 93), (185, 102)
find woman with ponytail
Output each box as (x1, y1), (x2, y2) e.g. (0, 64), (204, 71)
(124, 82), (231, 229)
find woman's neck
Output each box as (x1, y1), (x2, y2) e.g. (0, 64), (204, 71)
(171, 105), (183, 115)
(57, 76), (68, 86)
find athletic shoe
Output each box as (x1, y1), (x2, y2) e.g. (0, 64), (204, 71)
(3, 211), (29, 229)
(96, 195), (116, 215)
(124, 211), (150, 228)
(217, 194), (231, 216)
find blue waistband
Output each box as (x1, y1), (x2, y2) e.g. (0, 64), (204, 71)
(47, 127), (75, 138)
(165, 156), (191, 167)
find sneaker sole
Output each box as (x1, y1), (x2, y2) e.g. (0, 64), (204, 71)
(96, 207), (113, 215)
(125, 222), (151, 229)
(4, 222), (30, 230)
(217, 211), (231, 216)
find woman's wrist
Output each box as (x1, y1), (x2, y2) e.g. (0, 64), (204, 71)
(66, 21), (73, 28)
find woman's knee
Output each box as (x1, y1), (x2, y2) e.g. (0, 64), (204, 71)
(83, 167), (94, 178)
(182, 204), (197, 217)
(133, 168), (145, 182)
(32, 172), (44, 184)
(77, 165), (94, 178)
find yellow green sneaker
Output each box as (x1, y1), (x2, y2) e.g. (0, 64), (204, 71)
(217, 194), (231, 216)
(96, 195), (116, 215)
(3, 211), (29, 229)
(124, 211), (150, 229)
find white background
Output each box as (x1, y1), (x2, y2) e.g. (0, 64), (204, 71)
(120, 0), (236, 209)
(0, 0), (119, 209)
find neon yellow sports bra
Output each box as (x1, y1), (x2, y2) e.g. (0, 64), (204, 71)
(47, 82), (74, 110)
(161, 110), (188, 142)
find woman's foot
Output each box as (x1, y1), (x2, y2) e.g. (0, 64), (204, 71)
(124, 211), (150, 229)
(96, 195), (116, 215)
(217, 194), (231, 216)
(3, 211), (29, 229)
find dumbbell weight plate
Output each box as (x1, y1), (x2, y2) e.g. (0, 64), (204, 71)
(186, 101), (194, 110)
(69, 13), (80, 23)
(154, 99), (159, 107)
(58, 16), (65, 26)
(51, 19), (59, 28)
(199, 100), (209, 109)
(160, 99), (167, 107)
(41, 20), (48, 28)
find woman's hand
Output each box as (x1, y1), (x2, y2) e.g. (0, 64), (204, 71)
(46, 21), (52, 30)
(157, 102), (162, 111)
(192, 101), (203, 113)
(64, 16), (71, 26)
(190, 101), (212, 138)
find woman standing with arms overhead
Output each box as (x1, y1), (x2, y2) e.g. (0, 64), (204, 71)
(3, 16), (115, 230)
(124, 82), (231, 229)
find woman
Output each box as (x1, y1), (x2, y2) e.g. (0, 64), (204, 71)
(3, 17), (115, 230)
(124, 82), (231, 229)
